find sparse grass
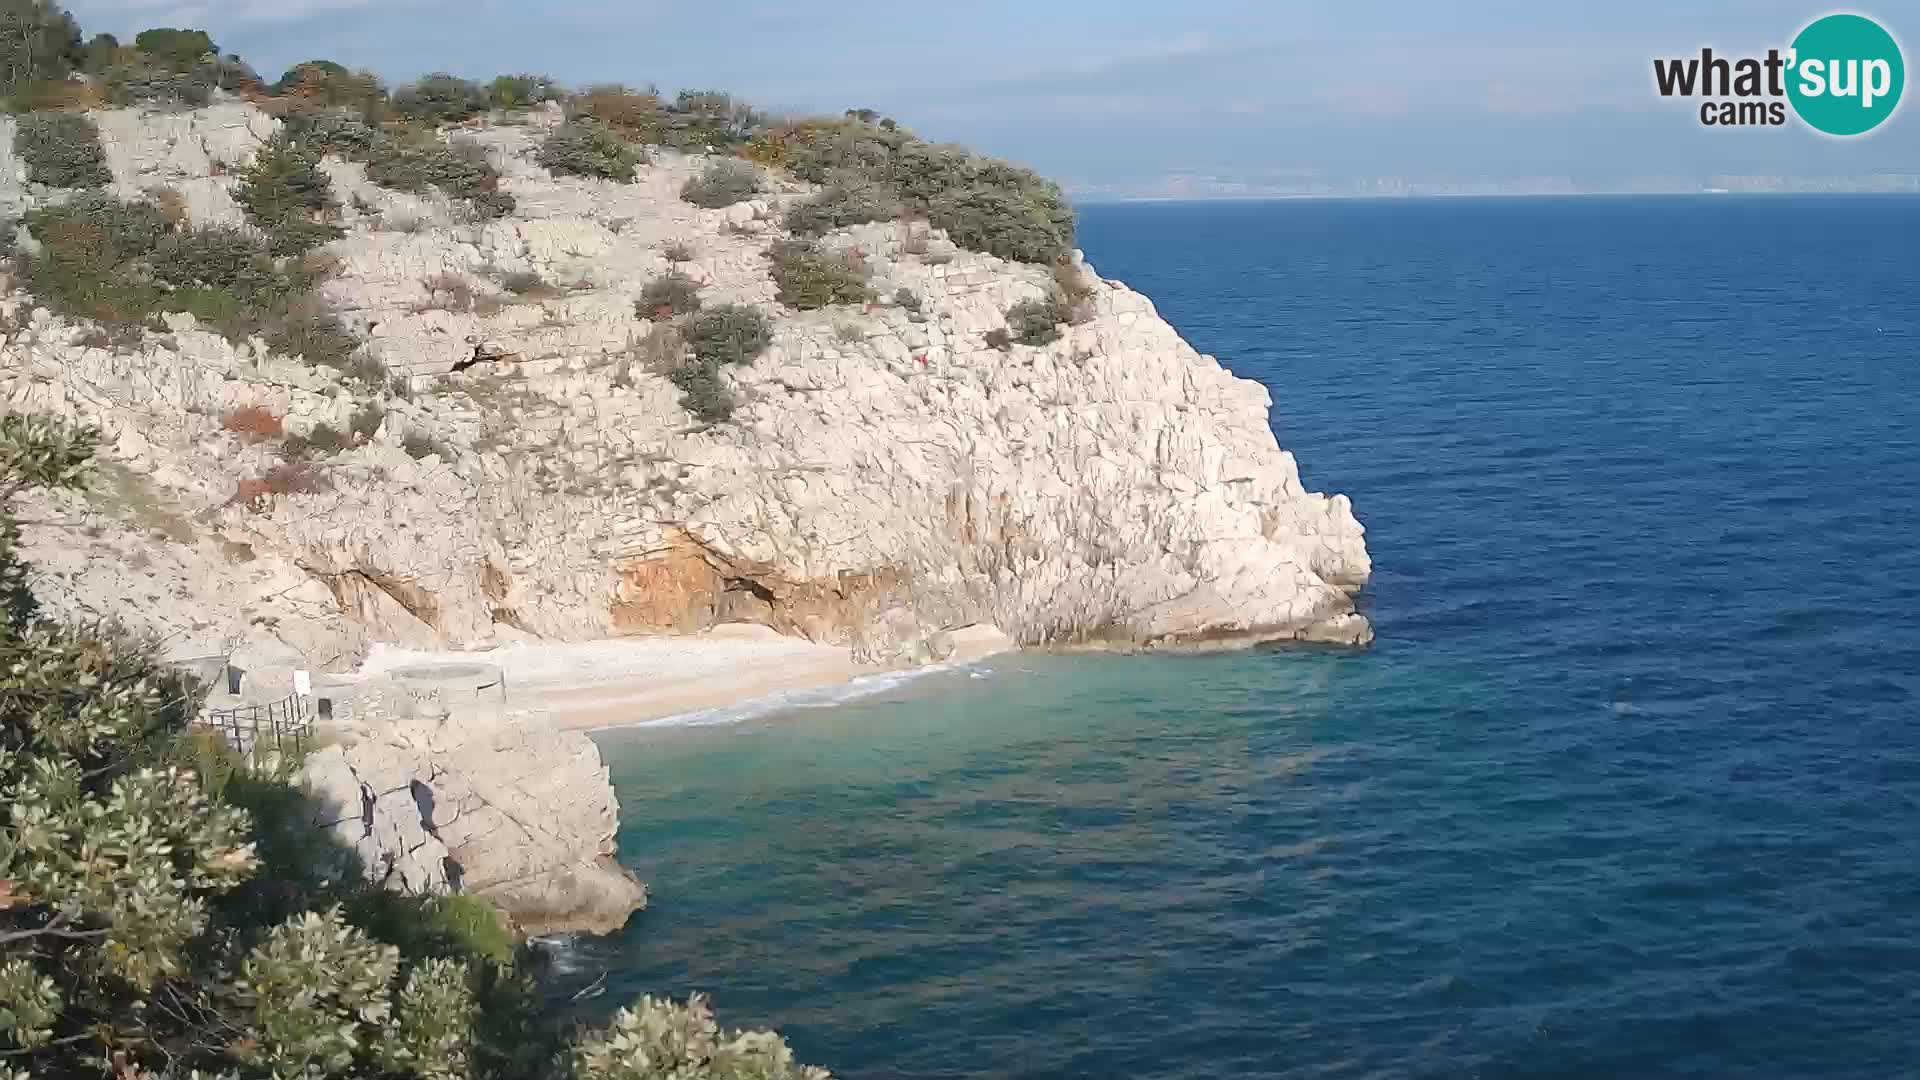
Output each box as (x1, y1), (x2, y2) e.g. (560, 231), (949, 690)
(348, 402), (385, 441)
(402, 431), (450, 460)
(418, 271), (476, 312)
(835, 322), (863, 344)
(150, 187), (190, 228)
(498, 269), (548, 295)
(278, 423), (348, 461)
(663, 241), (695, 263)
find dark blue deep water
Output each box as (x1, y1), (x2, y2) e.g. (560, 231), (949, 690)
(592, 196), (1920, 1079)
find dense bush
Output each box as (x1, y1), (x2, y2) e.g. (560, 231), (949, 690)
(100, 58), (214, 106)
(638, 270), (701, 320)
(0, 0), (82, 104)
(683, 303), (772, 367)
(662, 89), (763, 149)
(669, 360), (735, 424)
(1004, 296), (1070, 347)
(17, 192), (370, 379)
(392, 72), (488, 124)
(680, 157), (761, 208)
(488, 73), (559, 110)
(783, 172), (901, 236)
(754, 117), (1074, 262)
(273, 59), (385, 119)
(566, 86), (762, 150)
(131, 26), (212, 66)
(651, 302), (773, 422)
(235, 131), (345, 254)
(18, 193), (173, 323)
(766, 239), (869, 310)
(537, 118), (642, 181)
(12, 110), (109, 187)
(291, 114), (514, 220)
(569, 84), (663, 142)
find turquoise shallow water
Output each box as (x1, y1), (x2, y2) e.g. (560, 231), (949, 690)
(589, 196), (1920, 1079)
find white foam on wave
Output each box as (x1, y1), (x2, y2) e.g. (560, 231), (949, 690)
(610, 658), (993, 730)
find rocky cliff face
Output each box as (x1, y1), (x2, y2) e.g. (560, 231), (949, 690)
(0, 101), (1371, 667)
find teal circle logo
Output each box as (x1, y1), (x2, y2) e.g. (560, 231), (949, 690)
(1787, 14), (1905, 135)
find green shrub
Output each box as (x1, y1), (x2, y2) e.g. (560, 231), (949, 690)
(287, 114), (514, 220)
(100, 57), (218, 106)
(1004, 297), (1070, 347)
(14, 111), (110, 188)
(985, 328), (1012, 351)
(131, 26), (213, 66)
(663, 240), (694, 262)
(893, 287), (922, 313)
(19, 194), (171, 324)
(569, 84), (664, 142)
(783, 173), (900, 236)
(0, 0), (82, 102)
(669, 360), (734, 424)
(273, 60), (385, 119)
(537, 118), (642, 181)
(487, 73), (558, 110)
(266, 304), (362, 373)
(680, 158), (761, 208)
(766, 239), (868, 310)
(154, 225), (286, 301)
(638, 270), (701, 320)
(682, 303), (772, 367)
(663, 90), (762, 149)
(390, 72), (487, 124)
(235, 133), (344, 254)
(928, 181), (1073, 265)
(764, 117), (1074, 263)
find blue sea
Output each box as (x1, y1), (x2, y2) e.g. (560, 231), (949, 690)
(589, 195), (1920, 1079)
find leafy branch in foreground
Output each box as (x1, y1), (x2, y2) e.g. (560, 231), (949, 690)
(0, 413), (828, 1078)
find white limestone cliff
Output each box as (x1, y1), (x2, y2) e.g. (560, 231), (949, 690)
(0, 100), (1371, 930)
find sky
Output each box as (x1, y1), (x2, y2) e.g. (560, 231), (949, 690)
(60, 0), (1920, 197)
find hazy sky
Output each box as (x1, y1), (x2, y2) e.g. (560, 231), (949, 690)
(60, 0), (1920, 194)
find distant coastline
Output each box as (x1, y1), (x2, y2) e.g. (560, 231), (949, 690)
(1070, 180), (1920, 204)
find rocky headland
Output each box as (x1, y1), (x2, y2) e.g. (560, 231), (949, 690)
(0, 97), (1370, 934)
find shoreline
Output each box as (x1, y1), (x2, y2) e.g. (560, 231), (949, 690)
(352, 623), (1016, 732)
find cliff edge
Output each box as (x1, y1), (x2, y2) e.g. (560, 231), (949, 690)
(0, 101), (1371, 670)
